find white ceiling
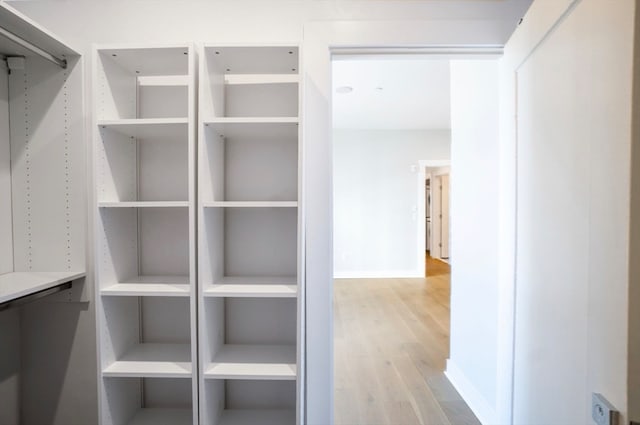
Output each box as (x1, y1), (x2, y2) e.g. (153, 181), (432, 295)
(332, 58), (451, 130)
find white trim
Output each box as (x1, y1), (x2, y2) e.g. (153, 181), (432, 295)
(334, 269), (423, 279)
(445, 360), (498, 425)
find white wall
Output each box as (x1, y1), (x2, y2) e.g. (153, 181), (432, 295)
(446, 60), (500, 424)
(501, 0), (636, 422)
(7, 2), (532, 424)
(333, 129), (450, 278)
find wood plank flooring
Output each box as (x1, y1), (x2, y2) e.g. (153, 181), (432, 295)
(334, 266), (479, 425)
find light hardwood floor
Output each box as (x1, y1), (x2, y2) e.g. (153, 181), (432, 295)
(334, 263), (480, 425)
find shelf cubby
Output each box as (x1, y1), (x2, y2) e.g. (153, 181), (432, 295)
(201, 45), (299, 120)
(202, 380), (296, 425)
(100, 296), (192, 377)
(96, 123), (189, 204)
(101, 378), (193, 425)
(200, 207), (297, 291)
(201, 122), (298, 203)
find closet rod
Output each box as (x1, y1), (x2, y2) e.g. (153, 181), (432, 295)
(0, 281), (72, 312)
(0, 25), (67, 69)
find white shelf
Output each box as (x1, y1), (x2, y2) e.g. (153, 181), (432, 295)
(98, 118), (188, 139)
(98, 201), (189, 208)
(204, 118), (298, 141)
(203, 45), (299, 75)
(128, 408), (192, 425)
(203, 201), (297, 208)
(204, 276), (296, 298)
(98, 45), (189, 76)
(0, 271), (85, 304)
(103, 343), (192, 378)
(224, 74), (299, 85)
(138, 75), (189, 87)
(205, 117), (298, 125)
(205, 344), (296, 380)
(218, 409), (295, 425)
(101, 276), (190, 297)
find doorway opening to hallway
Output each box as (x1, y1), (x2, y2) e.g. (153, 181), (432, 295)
(331, 55), (479, 425)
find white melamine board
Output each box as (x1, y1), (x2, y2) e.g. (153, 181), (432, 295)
(225, 298), (296, 345)
(141, 297), (191, 343)
(205, 276), (297, 298)
(96, 51), (136, 120)
(100, 297), (140, 367)
(205, 344), (296, 380)
(138, 136), (189, 202)
(100, 378), (141, 425)
(96, 128), (137, 202)
(205, 117), (298, 130)
(0, 271), (85, 303)
(224, 209), (297, 276)
(225, 74), (299, 85)
(98, 119), (188, 139)
(99, 202), (189, 208)
(102, 343), (191, 378)
(0, 3), (78, 57)
(225, 137), (297, 202)
(128, 408), (192, 425)
(143, 378), (193, 408)
(224, 83), (298, 118)
(101, 284), (190, 297)
(101, 275), (190, 297)
(203, 46), (298, 75)
(139, 85), (188, 119)
(98, 208), (138, 286)
(203, 201), (297, 208)
(0, 65), (12, 275)
(225, 380), (296, 409)
(9, 55), (85, 273)
(138, 75), (189, 87)
(217, 409), (295, 425)
(139, 208), (189, 276)
(98, 46), (189, 76)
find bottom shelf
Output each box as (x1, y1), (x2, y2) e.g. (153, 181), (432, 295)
(129, 408), (192, 425)
(218, 409), (295, 425)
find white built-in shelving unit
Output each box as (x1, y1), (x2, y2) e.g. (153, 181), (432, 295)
(0, 2), (86, 309)
(94, 44), (197, 425)
(198, 45), (302, 425)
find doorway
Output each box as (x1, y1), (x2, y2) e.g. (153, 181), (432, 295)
(331, 55), (478, 424)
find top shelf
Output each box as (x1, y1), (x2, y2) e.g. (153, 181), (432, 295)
(0, 271), (85, 304)
(204, 45), (298, 75)
(98, 45), (190, 76)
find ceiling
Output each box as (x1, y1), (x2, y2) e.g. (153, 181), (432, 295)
(332, 58), (451, 130)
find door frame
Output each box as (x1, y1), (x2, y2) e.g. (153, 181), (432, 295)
(418, 159), (450, 273)
(301, 20), (507, 424)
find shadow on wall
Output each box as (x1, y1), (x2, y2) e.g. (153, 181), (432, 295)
(19, 298), (95, 425)
(0, 309), (21, 425)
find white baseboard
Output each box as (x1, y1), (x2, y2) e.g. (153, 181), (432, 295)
(333, 269), (423, 279)
(445, 359), (498, 425)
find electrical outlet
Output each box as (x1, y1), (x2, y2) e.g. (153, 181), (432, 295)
(592, 393), (619, 425)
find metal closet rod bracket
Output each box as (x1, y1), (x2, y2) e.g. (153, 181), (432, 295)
(0, 25), (67, 69)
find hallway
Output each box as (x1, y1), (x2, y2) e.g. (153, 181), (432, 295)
(334, 268), (479, 424)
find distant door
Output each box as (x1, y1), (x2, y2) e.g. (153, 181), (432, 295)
(440, 174), (450, 259)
